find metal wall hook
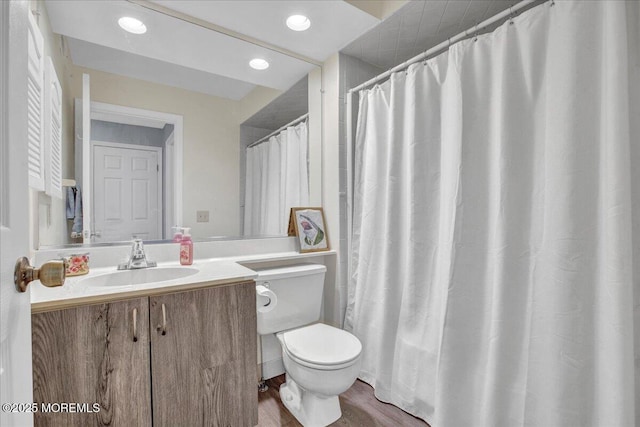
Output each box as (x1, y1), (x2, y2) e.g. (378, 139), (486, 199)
(14, 257), (67, 293)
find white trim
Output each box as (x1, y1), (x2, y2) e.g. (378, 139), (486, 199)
(163, 130), (175, 238)
(91, 140), (163, 240)
(91, 101), (171, 129)
(82, 101), (183, 241)
(346, 91), (354, 310)
(82, 74), (91, 242)
(91, 139), (163, 153)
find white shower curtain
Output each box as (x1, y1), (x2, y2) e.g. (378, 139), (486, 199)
(244, 121), (309, 236)
(346, 2), (640, 426)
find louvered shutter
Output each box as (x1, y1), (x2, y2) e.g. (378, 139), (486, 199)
(27, 11), (44, 191)
(44, 57), (62, 199)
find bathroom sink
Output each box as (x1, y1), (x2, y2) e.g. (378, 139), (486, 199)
(78, 267), (199, 288)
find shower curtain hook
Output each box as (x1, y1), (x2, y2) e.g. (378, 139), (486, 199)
(549, 0), (555, 6)
(509, 6), (515, 25)
(473, 24), (479, 42)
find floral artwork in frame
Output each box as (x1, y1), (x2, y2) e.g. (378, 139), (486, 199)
(290, 207), (330, 253)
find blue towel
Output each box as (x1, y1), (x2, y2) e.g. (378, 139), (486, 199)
(71, 186), (83, 238)
(66, 187), (75, 219)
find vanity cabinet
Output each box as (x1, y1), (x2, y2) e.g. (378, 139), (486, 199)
(32, 297), (151, 426)
(149, 282), (258, 426)
(32, 281), (258, 427)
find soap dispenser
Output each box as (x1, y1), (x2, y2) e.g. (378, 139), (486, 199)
(172, 226), (183, 243)
(179, 228), (193, 265)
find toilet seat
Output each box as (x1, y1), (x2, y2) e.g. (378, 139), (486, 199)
(279, 323), (362, 371)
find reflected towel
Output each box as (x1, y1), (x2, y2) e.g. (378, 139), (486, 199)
(66, 187), (75, 219)
(71, 186), (82, 238)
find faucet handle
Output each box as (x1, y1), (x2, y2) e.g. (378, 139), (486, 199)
(131, 238), (144, 251)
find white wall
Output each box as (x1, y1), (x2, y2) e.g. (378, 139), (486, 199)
(308, 67), (323, 207)
(320, 53), (341, 327)
(345, 0), (407, 20)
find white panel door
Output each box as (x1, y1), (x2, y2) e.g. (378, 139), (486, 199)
(0, 1), (35, 425)
(92, 142), (162, 242)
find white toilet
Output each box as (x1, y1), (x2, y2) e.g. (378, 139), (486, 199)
(255, 264), (362, 427)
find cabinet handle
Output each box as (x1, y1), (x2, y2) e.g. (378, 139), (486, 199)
(160, 303), (167, 336)
(132, 308), (138, 342)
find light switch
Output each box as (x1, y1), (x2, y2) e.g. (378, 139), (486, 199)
(196, 210), (209, 222)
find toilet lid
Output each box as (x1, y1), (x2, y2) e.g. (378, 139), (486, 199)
(281, 323), (362, 367)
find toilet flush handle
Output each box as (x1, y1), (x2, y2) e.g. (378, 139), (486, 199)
(256, 284), (278, 313)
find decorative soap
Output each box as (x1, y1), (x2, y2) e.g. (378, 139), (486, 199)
(63, 253), (90, 276)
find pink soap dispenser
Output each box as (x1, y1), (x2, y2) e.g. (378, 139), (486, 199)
(179, 227), (193, 266)
(172, 226), (183, 243)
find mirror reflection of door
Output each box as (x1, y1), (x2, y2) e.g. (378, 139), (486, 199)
(92, 141), (162, 242)
(74, 91), (181, 244)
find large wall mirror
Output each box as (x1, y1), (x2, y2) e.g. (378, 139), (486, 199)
(34, 0), (333, 247)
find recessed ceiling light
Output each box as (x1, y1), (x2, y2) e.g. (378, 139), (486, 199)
(249, 58), (270, 70)
(286, 15), (311, 32)
(118, 17), (147, 34)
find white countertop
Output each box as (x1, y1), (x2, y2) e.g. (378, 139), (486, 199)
(30, 259), (258, 313)
(30, 249), (337, 313)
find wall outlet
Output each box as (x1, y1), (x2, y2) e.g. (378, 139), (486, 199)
(196, 210), (210, 223)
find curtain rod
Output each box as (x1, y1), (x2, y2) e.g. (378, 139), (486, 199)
(348, 0), (542, 94)
(247, 113), (309, 149)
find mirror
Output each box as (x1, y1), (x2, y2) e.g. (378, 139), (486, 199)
(35, 0), (323, 247)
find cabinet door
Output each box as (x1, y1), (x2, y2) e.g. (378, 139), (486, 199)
(150, 282), (257, 427)
(32, 298), (151, 426)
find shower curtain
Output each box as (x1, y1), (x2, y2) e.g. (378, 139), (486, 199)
(346, 1), (640, 426)
(244, 120), (309, 236)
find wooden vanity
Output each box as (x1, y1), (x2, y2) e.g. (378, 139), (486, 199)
(31, 280), (258, 427)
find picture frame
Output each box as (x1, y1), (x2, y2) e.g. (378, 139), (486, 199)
(289, 207), (330, 253)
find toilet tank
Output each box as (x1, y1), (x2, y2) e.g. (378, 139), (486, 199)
(254, 264), (326, 335)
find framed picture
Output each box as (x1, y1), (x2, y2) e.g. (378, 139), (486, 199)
(290, 207), (330, 253)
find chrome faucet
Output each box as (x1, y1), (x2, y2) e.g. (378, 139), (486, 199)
(118, 239), (157, 270)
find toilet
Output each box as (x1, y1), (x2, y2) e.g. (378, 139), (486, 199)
(255, 264), (362, 427)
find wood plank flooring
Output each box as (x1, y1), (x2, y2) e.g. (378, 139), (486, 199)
(258, 375), (430, 427)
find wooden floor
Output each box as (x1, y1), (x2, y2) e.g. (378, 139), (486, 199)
(258, 375), (430, 427)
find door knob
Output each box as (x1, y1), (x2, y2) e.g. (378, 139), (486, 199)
(14, 257), (67, 293)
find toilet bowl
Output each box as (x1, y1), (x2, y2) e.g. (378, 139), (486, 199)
(277, 323), (362, 426)
(254, 264), (363, 427)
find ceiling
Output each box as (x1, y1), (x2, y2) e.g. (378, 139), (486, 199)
(342, 0), (520, 70)
(44, 0), (380, 100)
(150, 1), (380, 63)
